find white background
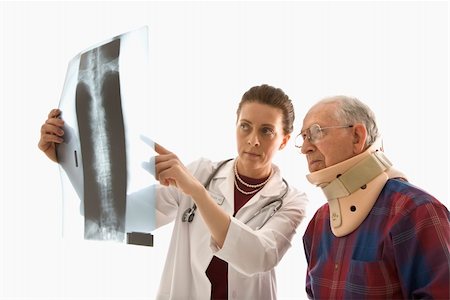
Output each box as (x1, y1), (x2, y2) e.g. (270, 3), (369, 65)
(1, 1), (448, 299)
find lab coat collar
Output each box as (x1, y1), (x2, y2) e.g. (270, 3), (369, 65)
(260, 165), (283, 198)
(211, 159), (284, 213)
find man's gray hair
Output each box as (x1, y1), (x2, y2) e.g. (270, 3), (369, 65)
(319, 95), (379, 148)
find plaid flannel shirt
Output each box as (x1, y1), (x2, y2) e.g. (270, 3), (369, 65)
(303, 178), (450, 299)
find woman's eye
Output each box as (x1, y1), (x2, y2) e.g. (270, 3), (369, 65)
(240, 123), (250, 130)
(261, 127), (275, 136)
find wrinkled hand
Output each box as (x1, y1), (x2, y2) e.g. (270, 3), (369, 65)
(38, 108), (65, 162)
(154, 143), (202, 197)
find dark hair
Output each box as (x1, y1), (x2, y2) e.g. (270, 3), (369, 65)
(236, 84), (295, 135)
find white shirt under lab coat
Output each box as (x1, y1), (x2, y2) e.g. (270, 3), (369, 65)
(127, 158), (308, 300)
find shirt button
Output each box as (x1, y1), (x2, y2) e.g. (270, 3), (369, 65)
(232, 290), (237, 299)
(334, 263), (339, 270)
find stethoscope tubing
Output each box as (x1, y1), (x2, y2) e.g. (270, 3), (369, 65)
(182, 159), (289, 229)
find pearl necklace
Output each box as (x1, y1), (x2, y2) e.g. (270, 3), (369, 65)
(234, 158), (273, 195)
(234, 180), (262, 195)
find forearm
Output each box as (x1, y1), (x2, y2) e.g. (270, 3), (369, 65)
(213, 207), (302, 275)
(191, 184), (231, 248)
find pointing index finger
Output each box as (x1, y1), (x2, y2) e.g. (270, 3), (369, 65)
(155, 142), (171, 155)
(139, 136), (172, 155)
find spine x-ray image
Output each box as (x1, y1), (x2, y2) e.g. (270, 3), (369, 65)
(56, 27), (156, 245)
(76, 39), (127, 241)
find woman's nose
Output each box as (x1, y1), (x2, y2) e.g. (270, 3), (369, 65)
(247, 132), (260, 146)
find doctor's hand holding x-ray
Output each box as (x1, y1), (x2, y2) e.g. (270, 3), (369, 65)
(38, 108), (64, 163)
(38, 84), (309, 300)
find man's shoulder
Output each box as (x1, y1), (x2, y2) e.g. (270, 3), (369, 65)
(380, 178), (448, 218)
(384, 178), (439, 205)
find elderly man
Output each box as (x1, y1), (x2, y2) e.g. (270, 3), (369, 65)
(296, 96), (449, 299)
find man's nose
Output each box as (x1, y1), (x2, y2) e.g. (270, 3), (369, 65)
(300, 137), (314, 154)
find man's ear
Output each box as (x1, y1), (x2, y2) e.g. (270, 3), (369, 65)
(279, 134), (291, 150)
(353, 123), (367, 154)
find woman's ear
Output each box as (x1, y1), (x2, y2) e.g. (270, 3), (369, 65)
(352, 123), (367, 154)
(279, 134), (291, 150)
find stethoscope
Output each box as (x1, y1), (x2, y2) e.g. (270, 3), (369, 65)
(182, 159), (290, 230)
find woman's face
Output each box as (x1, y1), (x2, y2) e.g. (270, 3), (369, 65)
(236, 102), (290, 177)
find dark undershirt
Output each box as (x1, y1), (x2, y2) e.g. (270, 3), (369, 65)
(206, 174), (269, 300)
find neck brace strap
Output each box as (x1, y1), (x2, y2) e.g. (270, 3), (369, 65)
(322, 151), (392, 200)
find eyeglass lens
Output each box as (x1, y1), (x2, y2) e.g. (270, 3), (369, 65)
(295, 124), (323, 147)
(309, 124), (323, 143)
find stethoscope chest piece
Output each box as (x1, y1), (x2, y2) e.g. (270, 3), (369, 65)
(182, 206), (196, 222)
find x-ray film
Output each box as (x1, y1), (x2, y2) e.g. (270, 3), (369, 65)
(56, 27), (156, 245)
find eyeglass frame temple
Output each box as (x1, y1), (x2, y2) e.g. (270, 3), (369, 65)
(294, 124), (354, 148)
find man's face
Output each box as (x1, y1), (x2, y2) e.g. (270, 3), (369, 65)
(300, 103), (357, 172)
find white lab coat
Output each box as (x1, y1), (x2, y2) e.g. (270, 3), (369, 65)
(128, 158), (308, 300)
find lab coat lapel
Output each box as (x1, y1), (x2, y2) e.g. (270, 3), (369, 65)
(211, 159), (235, 214)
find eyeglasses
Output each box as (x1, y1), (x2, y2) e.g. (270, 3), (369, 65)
(294, 124), (353, 149)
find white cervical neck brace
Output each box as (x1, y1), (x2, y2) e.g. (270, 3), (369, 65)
(306, 142), (406, 237)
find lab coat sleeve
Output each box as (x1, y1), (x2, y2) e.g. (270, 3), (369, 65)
(125, 184), (181, 232)
(155, 158), (214, 227)
(125, 158), (209, 232)
(155, 185), (183, 227)
(211, 189), (308, 276)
